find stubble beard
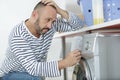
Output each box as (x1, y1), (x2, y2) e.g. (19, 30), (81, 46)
(34, 19), (43, 35)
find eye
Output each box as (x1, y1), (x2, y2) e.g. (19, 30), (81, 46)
(46, 18), (56, 23)
(47, 18), (51, 22)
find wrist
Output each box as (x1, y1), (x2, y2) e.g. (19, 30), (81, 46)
(58, 59), (68, 70)
(58, 9), (69, 20)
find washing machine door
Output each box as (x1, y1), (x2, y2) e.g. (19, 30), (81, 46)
(72, 57), (93, 80)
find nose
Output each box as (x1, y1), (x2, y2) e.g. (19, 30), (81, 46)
(47, 21), (52, 29)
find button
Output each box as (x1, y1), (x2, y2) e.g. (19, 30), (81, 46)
(108, 13), (111, 16)
(107, 3), (111, 7)
(112, 3), (115, 6)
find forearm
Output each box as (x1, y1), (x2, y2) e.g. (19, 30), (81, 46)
(58, 59), (67, 70)
(58, 9), (69, 20)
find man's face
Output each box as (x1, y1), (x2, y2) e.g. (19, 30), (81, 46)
(34, 6), (57, 35)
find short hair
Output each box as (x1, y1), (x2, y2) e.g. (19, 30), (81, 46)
(33, 2), (56, 10)
(34, 2), (46, 10)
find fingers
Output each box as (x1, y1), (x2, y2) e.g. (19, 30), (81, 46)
(42, 0), (51, 4)
(76, 54), (81, 61)
(73, 49), (81, 56)
(40, 0), (61, 14)
(41, 0), (55, 5)
(73, 50), (81, 62)
(41, 0), (47, 3)
(64, 50), (82, 67)
(72, 49), (81, 53)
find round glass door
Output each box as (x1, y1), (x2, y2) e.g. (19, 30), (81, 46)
(72, 57), (93, 80)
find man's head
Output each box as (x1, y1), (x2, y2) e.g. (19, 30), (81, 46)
(30, 2), (57, 35)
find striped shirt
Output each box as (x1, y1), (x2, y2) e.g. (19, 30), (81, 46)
(0, 12), (84, 78)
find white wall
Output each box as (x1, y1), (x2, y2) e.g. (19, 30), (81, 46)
(0, 0), (41, 63)
(65, 0), (81, 14)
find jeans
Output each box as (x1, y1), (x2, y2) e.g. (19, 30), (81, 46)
(2, 71), (42, 80)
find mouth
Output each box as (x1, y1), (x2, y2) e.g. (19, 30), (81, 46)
(41, 28), (50, 33)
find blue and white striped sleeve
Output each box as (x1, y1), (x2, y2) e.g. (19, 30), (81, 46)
(11, 35), (60, 77)
(53, 12), (84, 32)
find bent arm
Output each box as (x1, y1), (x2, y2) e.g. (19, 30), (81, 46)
(11, 35), (60, 77)
(53, 12), (84, 32)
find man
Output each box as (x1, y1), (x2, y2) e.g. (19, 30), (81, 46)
(0, 0), (84, 80)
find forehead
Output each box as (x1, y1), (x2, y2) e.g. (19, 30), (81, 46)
(40, 6), (57, 19)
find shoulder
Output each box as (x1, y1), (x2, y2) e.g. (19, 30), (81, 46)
(10, 21), (26, 37)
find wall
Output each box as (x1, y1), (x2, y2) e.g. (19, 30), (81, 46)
(65, 0), (81, 14)
(0, 0), (40, 63)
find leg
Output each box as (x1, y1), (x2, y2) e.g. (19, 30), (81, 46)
(2, 71), (42, 80)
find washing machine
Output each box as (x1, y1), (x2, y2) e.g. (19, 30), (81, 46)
(72, 33), (120, 80)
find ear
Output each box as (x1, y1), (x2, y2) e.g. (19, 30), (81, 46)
(32, 10), (38, 20)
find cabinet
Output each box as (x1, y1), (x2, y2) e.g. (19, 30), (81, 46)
(54, 19), (120, 80)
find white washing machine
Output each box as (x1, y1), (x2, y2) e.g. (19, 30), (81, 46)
(72, 33), (120, 80)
